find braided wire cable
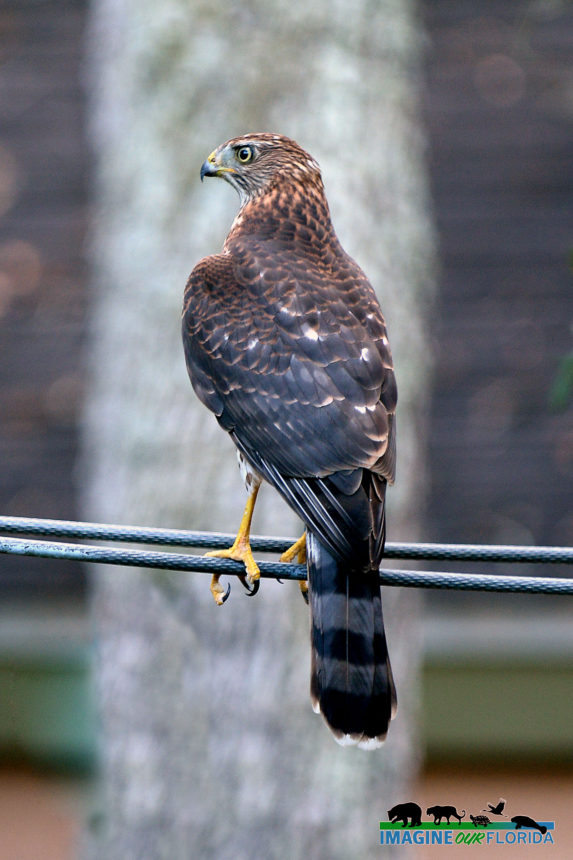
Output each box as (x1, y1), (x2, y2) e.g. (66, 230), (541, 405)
(0, 515), (572, 595)
(0, 515), (571, 563)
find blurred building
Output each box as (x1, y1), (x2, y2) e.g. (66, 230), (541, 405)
(0, 0), (92, 773)
(422, 0), (573, 766)
(0, 0), (571, 777)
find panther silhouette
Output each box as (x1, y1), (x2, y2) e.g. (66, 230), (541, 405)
(426, 805), (465, 825)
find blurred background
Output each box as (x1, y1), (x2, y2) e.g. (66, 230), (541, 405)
(0, 0), (572, 858)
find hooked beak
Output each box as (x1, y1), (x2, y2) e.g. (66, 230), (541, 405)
(200, 149), (236, 182)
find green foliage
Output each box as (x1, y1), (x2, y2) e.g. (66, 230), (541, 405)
(550, 350), (573, 411)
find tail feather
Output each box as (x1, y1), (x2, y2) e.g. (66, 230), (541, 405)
(307, 530), (396, 748)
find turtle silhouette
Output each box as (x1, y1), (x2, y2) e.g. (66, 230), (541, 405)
(470, 814), (490, 828)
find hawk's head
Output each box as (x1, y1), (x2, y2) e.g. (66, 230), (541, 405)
(200, 133), (322, 204)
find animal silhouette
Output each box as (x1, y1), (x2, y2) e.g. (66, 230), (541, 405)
(511, 816), (547, 834)
(483, 797), (506, 816)
(470, 814), (490, 828)
(388, 802), (422, 828)
(426, 805), (466, 825)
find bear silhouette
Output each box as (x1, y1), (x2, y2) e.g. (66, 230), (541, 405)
(427, 805), (465, 825)
(511, 816), (547, 835)
(470, 814), (490, 828)
(387, 802), (422, 828)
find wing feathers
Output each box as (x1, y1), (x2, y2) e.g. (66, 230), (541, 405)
(183, 242), (396, 558)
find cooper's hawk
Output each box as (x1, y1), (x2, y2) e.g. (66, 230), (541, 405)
(182, 133), (397, 748)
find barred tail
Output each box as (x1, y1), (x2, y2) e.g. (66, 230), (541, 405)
(307, 530), (396, 749)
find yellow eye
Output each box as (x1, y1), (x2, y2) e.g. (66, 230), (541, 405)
(236, 145), (253, 164)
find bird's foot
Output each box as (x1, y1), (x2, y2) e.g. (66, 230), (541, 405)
(280, 533), (307, 564)
(206, 538), (260, 605)
(280, 533), (308, 604)
(210, 573), (231, 606)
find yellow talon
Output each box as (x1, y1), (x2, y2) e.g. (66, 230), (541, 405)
(206, 485), (260, 604)
(210, 573), (231, 606)
(205, 540), (260, 581)
(280, 532), (307, 564)
(280, 532), (308, 602)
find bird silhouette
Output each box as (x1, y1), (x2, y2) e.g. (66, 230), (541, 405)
(483, 798), (506, 816)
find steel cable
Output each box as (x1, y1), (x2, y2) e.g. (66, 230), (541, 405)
(0, 516), (572, 595)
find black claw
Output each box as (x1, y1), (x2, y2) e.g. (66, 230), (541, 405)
(276, 578), (284, 584)
(238, 576), (258, 597)
(300, 588), (309, 605)
(239, 575), (260, 597)
(221, 582), (231, 604)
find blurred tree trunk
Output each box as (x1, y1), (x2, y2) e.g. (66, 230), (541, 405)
(82, 1), (435, 858)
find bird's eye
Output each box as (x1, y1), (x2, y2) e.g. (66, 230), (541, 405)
(236, 145), (254, 164)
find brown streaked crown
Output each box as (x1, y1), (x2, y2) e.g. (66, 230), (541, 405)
(201, 133), (323, 204)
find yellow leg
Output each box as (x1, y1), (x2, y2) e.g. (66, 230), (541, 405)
(280, 532), (307, 564)
(280, 532), (308, 601)
(206, 485), (260, 605)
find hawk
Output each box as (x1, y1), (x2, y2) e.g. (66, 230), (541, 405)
(182, 133), (397, 748)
